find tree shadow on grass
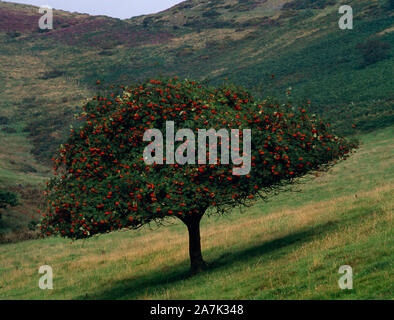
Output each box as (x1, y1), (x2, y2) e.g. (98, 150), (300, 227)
(76, 219), (340, 300)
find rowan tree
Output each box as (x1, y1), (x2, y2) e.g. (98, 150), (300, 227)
(41, 78), (355, 274)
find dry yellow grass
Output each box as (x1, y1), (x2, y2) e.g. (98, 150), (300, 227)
(0, 177), (392, 299)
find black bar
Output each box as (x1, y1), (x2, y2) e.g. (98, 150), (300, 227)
(0, 300), (389, 318)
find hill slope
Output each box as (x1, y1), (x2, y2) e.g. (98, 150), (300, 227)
(0, 127), (393, 299)
(0, 0), (393, 237)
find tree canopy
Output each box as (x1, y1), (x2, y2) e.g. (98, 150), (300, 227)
(41, 78), (355, 273)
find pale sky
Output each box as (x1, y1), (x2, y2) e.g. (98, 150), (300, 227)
(3, 0), (185, 19)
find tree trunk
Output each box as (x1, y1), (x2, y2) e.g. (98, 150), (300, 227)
(179, 211), (207, 275)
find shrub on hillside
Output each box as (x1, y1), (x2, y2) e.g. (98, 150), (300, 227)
(0, 190), (18, 221)
(39, 69), (65, 80)
(1, 127), (17, 134)
(6, 32), (21, 38)
(0, 116), (9, 125)
(202, 10), (221, 18)
(356, 39), (392, 67)
(282, 0), (335, 10)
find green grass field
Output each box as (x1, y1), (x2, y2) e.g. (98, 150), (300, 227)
(0, 1), (392, 232)
(0, 126), (392, 300)
(0, 0), (393, 300)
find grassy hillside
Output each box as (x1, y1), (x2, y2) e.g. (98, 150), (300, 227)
(0, 126), (392, 300)
(0, 0), (393, 294)
(0, 0), (393, 163)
